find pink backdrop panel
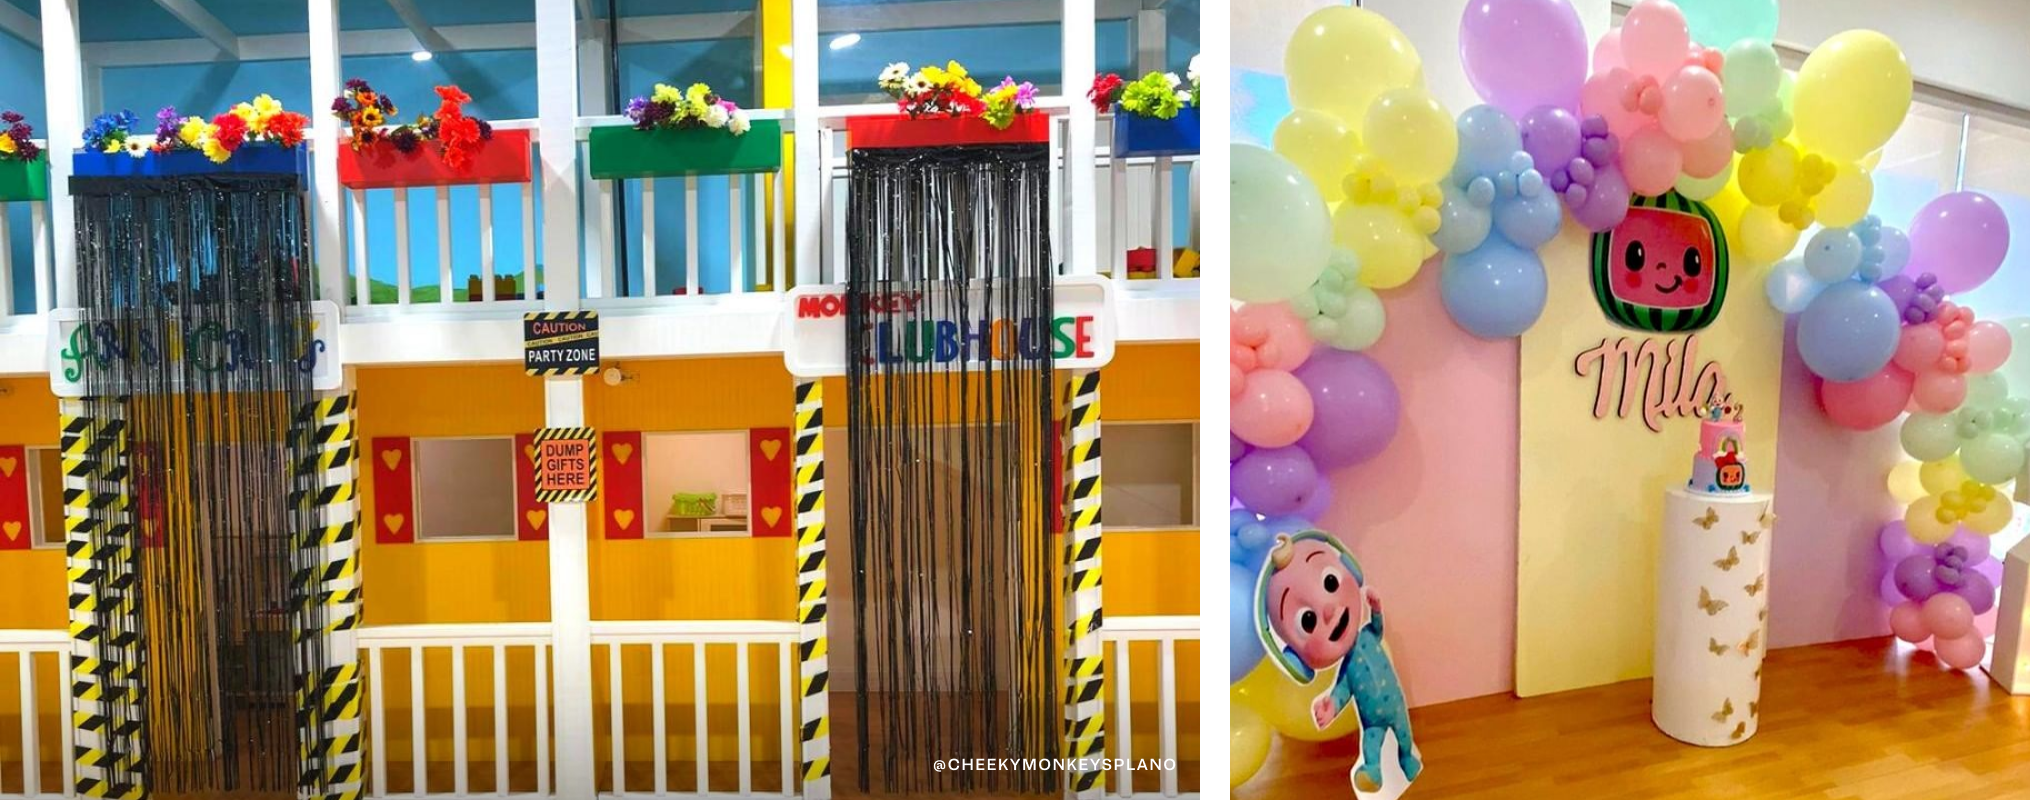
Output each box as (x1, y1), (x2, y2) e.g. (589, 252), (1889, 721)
(1323, 260), (1521, 708)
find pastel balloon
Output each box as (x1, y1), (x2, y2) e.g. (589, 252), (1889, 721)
(1921, 593), (1975, 640)
(1580, 69), (1644, 137)
(1737, 203), (1801, 266)
(1799, 281), (1901, 381)
(1765, 258), (1825, 314)
(1230, 695), (1271, 786)
(1902, 495), (1952, 544)
(1905, 191), (2011, 294)
(1934, 631), (1987, 670)
(1334, 202), (1427, 290)
(1878, 520), (1920, 561)
(1893, 553), (1942, 601)
(1919, 456), (1968, 496)
(1878, 570), (1908, 606)
(1318, 286), (1388, 351)
(1893, 323), (1945, 373)
(1676, 159), (1732, 201)
(1876, 225), (1912, 275)
(1911, 372), (1967, 415)
(1440, 239), (1548, 339)
(1968, 321), (2013, 374)
(1722, 40), (1783, 117)
(1620, 0), (1692, 81)
(1819, 365), (1913, 431)
(1433, 182), (1495, 255)
(1233, 145), (1332, 302)
(1794, 30), (1913, 162)
(1458, 0), (1589, 117)
(1364, 88), (1459, 184)
(1681, 0), (1778, 49)
(1453, 104), (1525, 180)
(1955, 571), (1997, 615)
(1887, 601), (1930, 643)
(1814, 164), (1874, 228)
(1737, 141), (1798, 206)
(1964, 495), (2013, 535)
(1901, 413), (1962, 462)
(1571, 164), (1632, 231)
(1230, 565), (1268, 682)
(1233, 369), (1316, 448)
(1947, 527), (1994, 565)
(1293, 348), (1402, 470)
(1887, 460), (1926, 505)
(1659, 65), (1725, 142)
(1234, 302), (1317, 371)
(1958, 432), (2023, 485)
(1292, 476), (1337, 522)
(1680, 119), (1734, 179)
(1272, 110), (1359, 204)
(1232, 446), (1322, 517)
(1233, 659), (1363, 742)
(1803, 227), (1864, 283)
(1519, 105), (1583, 175)
(1285, 5), (1422, 122)
(1621, 125), (1684, 197)
(1593, 28), (1623, 72)
(1494, 187), (1565, 249)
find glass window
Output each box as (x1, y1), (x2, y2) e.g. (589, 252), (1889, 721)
(413, 437), (518, 540)
(27, 446), (61, 548)
(1107, 422), (1197, 529)
(641, 431), (751, 536)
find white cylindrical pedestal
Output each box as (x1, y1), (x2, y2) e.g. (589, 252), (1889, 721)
(1653, 487), (1773, 746)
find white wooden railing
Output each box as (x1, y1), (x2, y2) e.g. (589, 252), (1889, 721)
(589, 620), (800, 799)
(1103, 615), (1199, 799)
(1098, 116), (1200, 288)
(0, 138), (56, 328)
(0, 629), (71, 800)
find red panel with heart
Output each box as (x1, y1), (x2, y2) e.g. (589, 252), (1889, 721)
(516, 433), (550, 541)
(602, 431), (644, 540)
(749, 427), (792, 537)
(0, 445), (29, 551)
(372, 437), (414, 545)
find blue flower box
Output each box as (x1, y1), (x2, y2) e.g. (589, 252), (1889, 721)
(72, 143), (310, 181)
(1111, 105), (1199, 158)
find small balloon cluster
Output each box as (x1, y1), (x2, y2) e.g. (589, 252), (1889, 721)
(1231, 344), (1400, 519)
(1580, 0), (1733, 198)
(1431, 107), (1557, 339)
(1288, 250), (1386, 352)
(1877, 521), (2002, 671)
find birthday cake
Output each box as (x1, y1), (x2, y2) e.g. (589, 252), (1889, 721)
(1687, 402), (1749, 495)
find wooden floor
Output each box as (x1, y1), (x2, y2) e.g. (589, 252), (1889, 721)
(1237, 638), (2030, 799)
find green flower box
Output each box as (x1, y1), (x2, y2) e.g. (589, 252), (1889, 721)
(0, 153), (49, 201)
(587, 120), (784, 179)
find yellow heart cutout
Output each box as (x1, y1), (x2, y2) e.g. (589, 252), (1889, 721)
(525, 444), (538, 462)
(526, 509), (548, 530)
(613, 443), (634, 465)
(759, 439), (782, 461)
(761, 507), (782, 527)
(0, 457), (16, 478)
(381, 449), (403, 471)
(614, 509), (636, 530)
(1, 521), (19, 541)
(383, 514), (406, 534)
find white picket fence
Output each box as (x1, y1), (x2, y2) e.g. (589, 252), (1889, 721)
(0, 137), (55, 327)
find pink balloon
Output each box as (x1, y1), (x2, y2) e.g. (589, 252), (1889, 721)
(1232, 369), (1315, 448)
(1620, 0), (1692, 81)
(1968, 320), (2012, 373)
(1580, 69), (1644, 138)
(1658, 65), (1723, 142)
(1593, 28), (1623, 72)
(1933, 631), (1987, 670)
(1818, 365), (1915, 431)
(1921, 593), (1975, 640)
(1905, 191), (2012, 294)
(1621, 125), (1683, 196)
(1912, 371), (1967, 413)
(1888, 601), (1931, 643)
(1893, 322), (1946, 373)
(1233, 303), (1316, 372)
(1679, 117), (1734, 179)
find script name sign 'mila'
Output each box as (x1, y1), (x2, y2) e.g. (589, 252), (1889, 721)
(780, 275), (1117, 378)
(47, 300), (343, 397)
(524, 311), (600, 376)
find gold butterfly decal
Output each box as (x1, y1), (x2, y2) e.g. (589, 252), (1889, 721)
(1754, 665), (1763, 681)
(1711, 698), (1733, 722)
(1708, 637), (1728, 656)
(1744, 575), (1766, 597)
(1739, 629), (1760, 657)
(1697, 587), (1729, 616)
(1758, 508), (1777, 530)
(1731, 722), (1747, 740)
(1714, 547), (1741, 571)
(1758, 607), (1768, 622)
(1741, 529), (1762, 545)
(1748, 701), (1759, 719)
(1694, 508), (1720, 529)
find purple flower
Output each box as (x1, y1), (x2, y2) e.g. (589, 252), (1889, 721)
(330, 97), (352, 114)
(1014, 81), (1037, 107)
(641, 101), (673, 127)
(388, 126), (422, 153)
(377, 95), (394, 112)
(625, 96), (650, 127)
(345, 78), (369, 91)
(0, 111), (20, 124)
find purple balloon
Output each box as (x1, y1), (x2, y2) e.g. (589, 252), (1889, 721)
(1893, 553), (1942, 601)
(1878, 570), (1907, 605)
(1232, 447), (1321, 517)
(1876, 275), (1916, 315)
(1570, 164), (1630, 231)
(1974, 557), (2004, 585)
(1904, 191), (2012, 294)
(1877, 521), (1919, 561)
(1230, 433), (1250, 464)
(1293, 476), (1336, 522)
(1956, 571), (1997, 615)
(1945, 526), (1992, 565)
(1520, 105), (1582, 174)
(1292, 348), (1402, 470)
(1459, 0), (1589, 117)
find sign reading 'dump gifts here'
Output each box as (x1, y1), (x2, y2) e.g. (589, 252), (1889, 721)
(533, 427), (598, 503)
(781, 275), (1117, 378)
(524, 311), (600, 376)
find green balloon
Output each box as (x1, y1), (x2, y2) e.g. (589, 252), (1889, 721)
(1966, 373), (2011, 410)
(1901, 413), (1961, 462)
(1959, 432), (2025, 485)
(1723, 41), (1783, 118)
(1321, 286), (1386, 351)
(1996, 318), (2030, 392)
(1233, 145), (1332, 303)
(1680, 0), (1779, 50)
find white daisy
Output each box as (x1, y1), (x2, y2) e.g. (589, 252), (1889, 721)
(1163, 72), (1182, 88)
(904, 75), (933, 96)
(1187, 55), (1200, 86)
(728, 112), (751, 136)
(878, 62), (910, 91)
(125, 140), (148, 158)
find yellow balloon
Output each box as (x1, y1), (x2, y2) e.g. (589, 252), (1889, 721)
(1285, 6), (1422, 122)
(1887, 460), (1926, 505)
(1233, 659), (1364, 742)
(1675, 159), (1734, 201)
(1231, 693), (1272, 787)
(1334, 202), (1425, 290)
(1920, 456), (1969, 495)
(1736, 204), (1800, 266)
(1737, 141), (1799, 207)
(1793, 30), (1912, 162)
(1362, 88), (1455, 185)
(1966, 496), (2014, 535)
(1904, 495), (1953, 544)
(1706, 176), (1750, 244)
(1813, 162), (1874, 227)
(1274, 110), (1360, 205)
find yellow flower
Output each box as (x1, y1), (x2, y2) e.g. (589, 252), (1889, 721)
(232, 101), (257, 128)
(685, 83), (710, 106)
(944, 60), (968, 82)
(202, 133), (230, 164)
(178, 116), (208, 147)
(651, 83), (681, 104)
(921, 65), (948, 87)
(102, 139), (122, 154)
(360, 107), (383, 128)
(249, 94), (282, 133)
(0, 133), (15, 154)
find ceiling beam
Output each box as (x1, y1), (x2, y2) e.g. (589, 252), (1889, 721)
(0, 2), (39, 47)
(384, 0), (453, 55)
(576, 0), (598, 23)
(150, 0), (238, 58)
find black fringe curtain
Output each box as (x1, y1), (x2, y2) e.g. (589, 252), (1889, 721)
(844, 144), (1058, 795)
(70, 174), (323, 798)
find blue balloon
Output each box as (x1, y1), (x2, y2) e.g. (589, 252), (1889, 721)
(1230, 510), (1315, 572)
(1876, 225), (1912, 274)
(1493, 189), (1563, 249)
(1432, 182), (1493, 254)
(1440, 239), (1548, 339)
(1803, 227), (1864, 283)
(1764, 258), (1826, 315)
(1797, 281), (1901, 381)
(1231, 563), (1267, 681)
(1451, 105), (1524, 182)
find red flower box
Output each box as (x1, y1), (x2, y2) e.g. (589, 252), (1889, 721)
(846, 114), (1050, 149)
(336, 129), (532, 189)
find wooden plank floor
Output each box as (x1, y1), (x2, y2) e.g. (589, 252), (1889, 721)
(1237, 638), (2030, 799)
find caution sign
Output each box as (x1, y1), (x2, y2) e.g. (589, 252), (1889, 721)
(525, 311), (600, 376)
(533, 427), (599, 503)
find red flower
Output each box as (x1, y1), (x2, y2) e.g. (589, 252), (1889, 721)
(437, 114), (481, 169)
(951, 92), (985, 116)
(434, 84), (472, 109)
(1088, 73), (1125, 113)
(211, 112), (247, 151)
(267, 111), (308, 147)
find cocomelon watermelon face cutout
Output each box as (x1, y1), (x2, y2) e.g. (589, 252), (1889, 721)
(1590, 192), (1730, 332)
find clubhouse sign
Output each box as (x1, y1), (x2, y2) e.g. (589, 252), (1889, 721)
(782, 276), (1116, 377)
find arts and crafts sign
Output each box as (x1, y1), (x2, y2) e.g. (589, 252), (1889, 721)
(780, 275), (1116, 377)
(47, 300), (342, 397)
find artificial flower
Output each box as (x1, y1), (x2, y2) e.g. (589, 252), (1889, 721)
(703, 103), (729, 128)
(0, 134), (14, 155)
(178, 116), (208, 148)
(728, 114), (750, 135)
(211, 112), (247, 152)
(0, 112), (37, 162)
(81, 109), (137, 154)
(1120, 71), (1185, 120)
(652, 83), (682, 105)
(623, 80), (746, 136)
(124, 140), (147, 158)
(267, 111), (308, 148)
(202, 135), (230, 163)
(360, 107), (384, 128)
(878, 62), (910, 92)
